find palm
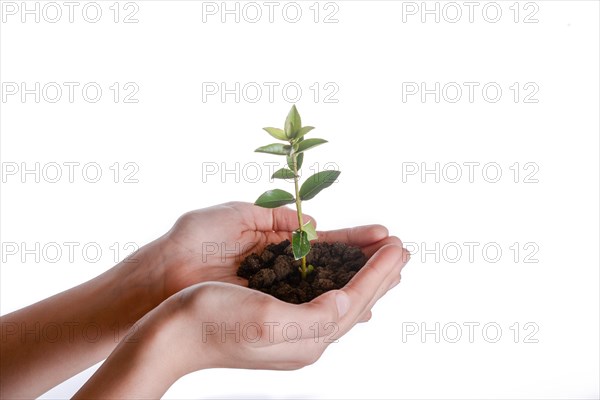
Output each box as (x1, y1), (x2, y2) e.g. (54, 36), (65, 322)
(161, 202), (303, 296)
(160, 201), (400, 300)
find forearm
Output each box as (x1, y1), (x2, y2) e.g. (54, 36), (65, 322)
(73, 295), (187, 399)
(0, 240), (167, 399)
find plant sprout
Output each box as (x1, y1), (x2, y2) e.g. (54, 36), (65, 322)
(254, 105), (341, 279)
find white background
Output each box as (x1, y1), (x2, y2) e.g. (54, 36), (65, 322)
(1, 1), (599, 398)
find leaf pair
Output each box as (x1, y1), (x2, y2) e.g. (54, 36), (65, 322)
(255, 170), (341, 208)
(264, 126), (316, 142)
(255, 138), (327, 156)
(263, 105), (317, 142)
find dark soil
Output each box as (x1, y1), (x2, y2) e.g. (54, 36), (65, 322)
(237, 240), (367, 304)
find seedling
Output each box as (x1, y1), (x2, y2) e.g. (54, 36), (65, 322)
(254, 105), (341, 279)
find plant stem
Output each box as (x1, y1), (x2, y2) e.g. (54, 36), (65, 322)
(291, 152), (307, 279)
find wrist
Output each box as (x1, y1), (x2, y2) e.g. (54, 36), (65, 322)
(156, 285), (219, 374)
(130, 303), (187, 386)
(73, 304), (184, 399)
(151, 233), (213, 299)
(108, 239), (170, 322)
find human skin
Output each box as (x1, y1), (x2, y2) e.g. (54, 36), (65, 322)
(0, 202), (409, 399)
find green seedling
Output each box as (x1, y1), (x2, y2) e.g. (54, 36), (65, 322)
(254, 105), (341, 279)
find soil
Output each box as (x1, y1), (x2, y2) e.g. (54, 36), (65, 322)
(237, 240), (367, 304)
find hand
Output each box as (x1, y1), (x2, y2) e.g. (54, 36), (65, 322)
(74, 240), (410, 399)
(156, 201), (403, 300)
(171, 239), (409, 374)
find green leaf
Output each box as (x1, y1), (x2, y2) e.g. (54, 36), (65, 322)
(292, 230), (311, 260)
(272, 168), (296, 179)
(263, 127), (287, 141)
(286, 152), (304, 171)
(255, 143), (291, 156)
(299, 170), (341, 201)
(284, 105), (301, 139)
(254, 189), (295, 208)
(302, 220), (318, 241)
(297, 138), (327, 153)
(296, 152), (304, 169)
(295, 126), (315, 141)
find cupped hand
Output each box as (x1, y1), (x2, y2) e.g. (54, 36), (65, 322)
(75, 240), (409, 399)
(158, 240), (410, 377)
(157, 201), (403, 300)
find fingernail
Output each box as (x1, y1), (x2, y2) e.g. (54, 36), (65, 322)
(336, 292), (351, 318)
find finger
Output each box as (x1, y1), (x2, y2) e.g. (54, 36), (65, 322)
(337, 245), (406, 328)
(358, 310), (372, 323)
(388, 274), (401, 291)
(361, 236), (404, 258)
(352, 248), (410, 321)
(387, 248), (411, 293)
(279, 245), (405, 345)
(316, 225), (389, 248)
(257, 246), (408, 344)
(251, 205), (316, 233)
